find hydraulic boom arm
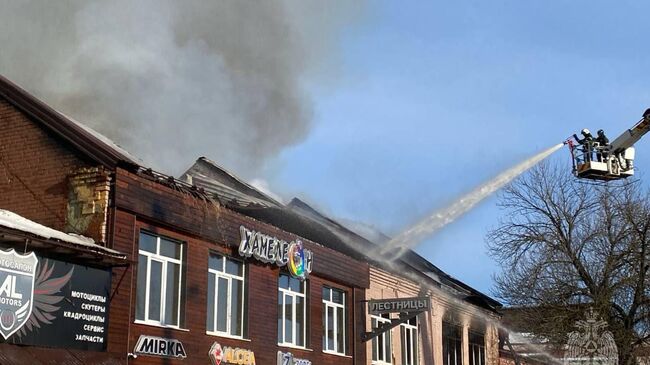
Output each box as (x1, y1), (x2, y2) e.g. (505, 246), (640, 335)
(610, 109), (650, 154)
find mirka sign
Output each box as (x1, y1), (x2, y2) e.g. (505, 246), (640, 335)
(209, 342), (256, 365)
(238, 226), (313, 280)
(368, 297), (430, 315)
(0, 249), (37, 340)
(134, 335), (187, 359)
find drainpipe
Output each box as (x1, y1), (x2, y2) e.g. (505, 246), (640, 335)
(353, 288), (357, 365)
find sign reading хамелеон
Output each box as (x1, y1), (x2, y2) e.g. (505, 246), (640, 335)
(238, 226), (313, 280)
(368, 297), (430, 315)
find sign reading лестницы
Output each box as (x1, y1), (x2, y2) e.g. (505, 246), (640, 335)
(368, 297), (430, 315)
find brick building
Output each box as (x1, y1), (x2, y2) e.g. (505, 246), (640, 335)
(0, 73), (501, 365)
(0, 74), (370, 364)
(181, 157), (503, 365)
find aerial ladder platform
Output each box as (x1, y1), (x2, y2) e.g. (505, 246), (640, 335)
(570, 108), (650, 181)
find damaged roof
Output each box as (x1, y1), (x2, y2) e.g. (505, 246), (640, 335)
(0, 73), (499, 310)
(180, 157), (282, 208)
(183, 157), (502, 311)
(288, 197), (501, 310)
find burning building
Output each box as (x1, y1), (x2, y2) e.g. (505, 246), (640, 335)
(181, 157), (503, 365)
(0, 73), (501, 365)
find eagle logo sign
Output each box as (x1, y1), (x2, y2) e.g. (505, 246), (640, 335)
(0, 249), (38, 339)
(564, 308), (618, 365)
(14, 258), (73, 338)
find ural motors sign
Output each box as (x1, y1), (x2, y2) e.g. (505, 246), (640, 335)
(0, 249), (111, 351)
(0, 249), (37, 339)
(238, 225), (313, 280)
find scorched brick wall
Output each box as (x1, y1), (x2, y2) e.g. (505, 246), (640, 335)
(108, 168), (369, 364)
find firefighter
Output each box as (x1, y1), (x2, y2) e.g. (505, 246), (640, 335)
(573, 129), (594, 162)
(644, 108), (650, 121)
(595, 129), (609, 161)
(573, 129), (593, 144)
(573, 128), (594, 162)
(595, 129), (609, 145)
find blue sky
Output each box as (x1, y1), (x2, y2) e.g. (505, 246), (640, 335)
(266, 1), (650, 295)
(4, 0), (647, 298)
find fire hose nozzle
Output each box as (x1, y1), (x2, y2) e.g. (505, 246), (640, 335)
(563, 138), (576, 149)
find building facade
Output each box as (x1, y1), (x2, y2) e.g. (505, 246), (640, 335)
(365, 265), (500, 365)
(108, 167), (370, 364)
(0, 74), (371, 364)
(0, 73), (502, 365)
(180, 158), (503, 365)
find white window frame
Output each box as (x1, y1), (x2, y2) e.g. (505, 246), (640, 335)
(206, 254), (246, 338)
(371, 314), (392, 365)
(469, 331), (486, 365)
(322, 287), (346, 355)
(443, 322), (463, 365)
(278, 274), (307, 348)
(136, 233), (184, 329)
(401, 317), (419, 365)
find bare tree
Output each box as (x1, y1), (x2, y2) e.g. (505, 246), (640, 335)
(488, 163), (650, 365)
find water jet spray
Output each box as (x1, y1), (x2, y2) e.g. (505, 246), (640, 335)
(377, 143), (565, 260)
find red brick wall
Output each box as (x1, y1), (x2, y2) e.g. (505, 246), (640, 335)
(0, 98), (94, 230)
(108, 169), (370, 364)
(107, 209), (136, 358)
(114, 168), (370, 289)
(108, 210), (364, 365)
(0, 98), (370, 363)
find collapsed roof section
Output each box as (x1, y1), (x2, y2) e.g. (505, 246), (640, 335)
(0, 72), (499, 310)
(180, 157), (282, 208)
(183, 157), (502, 312)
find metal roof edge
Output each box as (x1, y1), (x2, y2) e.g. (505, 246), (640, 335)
(0, 74), (138, 169)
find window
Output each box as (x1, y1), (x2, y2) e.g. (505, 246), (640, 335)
(469, 331), (486, 365)
(207, 253), (246, 338)
(136, 232), (185, 327)
(371, 314), (392, 364)
(401, 316), (419, 365)
(322, 287), (346, 355)
(278, 273), (307, 347)
(443, 322), (463, 365)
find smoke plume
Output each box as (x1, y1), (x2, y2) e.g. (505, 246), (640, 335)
(0, 0), (363, 175)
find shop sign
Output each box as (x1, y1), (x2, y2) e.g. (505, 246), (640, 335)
(238, 225), (313, 280)
(209, 342), (256, 365)
(0, 249), (111, 351)
(0, 249), (37, 339)
(134, 335), (187, 359)
(368, 297), (430, 315)
(277, 351), (311, 365)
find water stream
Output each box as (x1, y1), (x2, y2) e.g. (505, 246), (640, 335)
(378, 143), (564, 260)
(298, 142), (567, 363)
